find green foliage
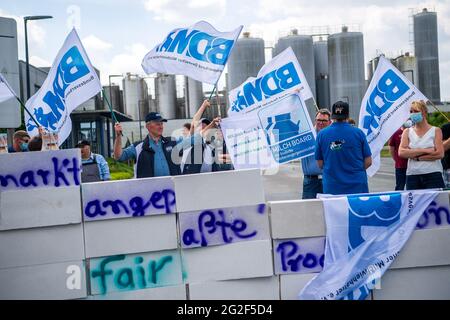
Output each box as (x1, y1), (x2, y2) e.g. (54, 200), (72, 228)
(428, 111), (450, 128)
(107, 157), (134, 180)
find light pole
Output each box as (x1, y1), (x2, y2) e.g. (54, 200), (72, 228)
(24, 15), (53, 100)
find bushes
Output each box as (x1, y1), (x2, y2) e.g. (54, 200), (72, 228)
(107, 157), (134, 180)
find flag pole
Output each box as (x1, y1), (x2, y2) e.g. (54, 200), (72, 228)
(102, 88), (123, 137)
(14, 96), (40, 128)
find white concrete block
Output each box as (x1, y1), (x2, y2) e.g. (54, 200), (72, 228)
(179, 204), (269, 248)
(81, 176), (176, 221)
(373, 265), (450, 300)
(0, 224), (85, 269)
(391, 227), (450, 269)
(173, 169), (265, 213)
(88, 249), (183, 295)
(0, 186), (81, 230)
(0, 260), (87, 300)
(0, 149), (81, 192)
(88, 285), (187, 300)
(84, 214), (178, 258)
(269, 199), (325, 239)
(189, 276), (279, 300)
(416, 191), (450, 230)
(182, 240), (274, 283)
(280, 273), (317, 300)
(273, 237), (325, 275)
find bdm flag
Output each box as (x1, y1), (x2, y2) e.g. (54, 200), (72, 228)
(358, 56), (427, 177)
(298, 190), (438, 300)
(25, 28), (102, 146)
(227, 47), (315, 117)
(0, 73), (17, 104)
(141, 21), (243, 85)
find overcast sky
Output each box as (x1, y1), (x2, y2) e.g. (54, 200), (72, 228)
(1, 0), (449, 100)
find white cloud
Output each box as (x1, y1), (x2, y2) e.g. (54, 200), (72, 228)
(144, 0), (226, 23)
(83, 34), (113, 53)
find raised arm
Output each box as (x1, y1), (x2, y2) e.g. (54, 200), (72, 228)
(190, 100), (211, 135)
(113, 123), (123, 160)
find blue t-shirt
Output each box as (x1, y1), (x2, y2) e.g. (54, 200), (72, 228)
(315, 122), (372, 195)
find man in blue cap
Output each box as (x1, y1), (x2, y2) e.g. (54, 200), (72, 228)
(113, 112), (181, 178)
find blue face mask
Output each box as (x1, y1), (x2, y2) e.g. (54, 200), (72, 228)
(410, 112), (423, 124)
(20, 142), (28, 151)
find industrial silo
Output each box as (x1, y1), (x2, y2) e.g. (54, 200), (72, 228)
(155, 73), (177, 120)
(314, 38), (330, 109)
(123, 73), (148, 121)
(273, 29), (316, 101)
(103, 85), (123, 113)
(227, 32), (265, 91)
(185, 76), (204, 118)
(366, 56), (381, 83)
(393, 52), (419, 87)
(414, 8), (440, 102)
(328, 26), (365, 121)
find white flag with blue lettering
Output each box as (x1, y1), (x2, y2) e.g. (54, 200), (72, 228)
(298, 190), (438, 300)
(141, 21), (243, 85)
(227, 47), (314, 117)
(25, 28), (102, 146)
(358, 56), (427, 177)
(0, 73), (16, 103)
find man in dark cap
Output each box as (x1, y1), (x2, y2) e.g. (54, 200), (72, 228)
(315, 101), (372, 195)
(113, 112), (181, 178)
(76, 140), (111, 182)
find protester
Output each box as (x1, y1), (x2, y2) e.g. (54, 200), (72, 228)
(182, 117), (233, 174)
(8, 130), (30, 153)
(76, 140), (111, 182)
(28, 135), (42, 151)
(347, 118), (356, 126)
(399, 100), (445, 190)
(389, 124), (408, 190)
(440, 121), (450, 187)
(315, 101), (372, 195)
(301, 108), (331, 199)
(114, 112), (181, 178)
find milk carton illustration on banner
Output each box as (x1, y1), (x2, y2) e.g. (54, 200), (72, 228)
(257, 94), (315, 163)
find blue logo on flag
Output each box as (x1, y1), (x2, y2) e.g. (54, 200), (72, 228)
(27, 46), (89, 131)
(362, 69), (409, 135)
(230, 62), (301, 113)
(156, 29), (234, 66)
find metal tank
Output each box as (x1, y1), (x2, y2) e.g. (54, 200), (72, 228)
(227, 32), (265, 91)
(185, 76), (204, 118)
(414, 8), (440, 102)
(103, 85), (123, 113)
(122, 73), (148, 120)
(328, 26), (365, 121)
(366, 56), (381, 83)
(392, 52), (419, 87)
(314, 38), (330, 109)
(273, 29), (316, 102)
(155, 73), (177, 120)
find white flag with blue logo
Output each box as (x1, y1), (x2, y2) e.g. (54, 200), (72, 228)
(298, 190), (438, 300)
(141, 21), (242, 85)
(25, 28), (102, 146)
(0, 73), (17, 104)
(227, 47), (314, 117)
(358, 56), (427, 177)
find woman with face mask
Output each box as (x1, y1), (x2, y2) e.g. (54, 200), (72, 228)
(399, 100), (445, 190)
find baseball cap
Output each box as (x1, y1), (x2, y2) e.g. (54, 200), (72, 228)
(145, 112), (168, 123)
(331, 101), (350, 120)
(76, 140), (90, 148)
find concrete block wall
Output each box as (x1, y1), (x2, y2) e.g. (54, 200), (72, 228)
(1, 149), (449, 299)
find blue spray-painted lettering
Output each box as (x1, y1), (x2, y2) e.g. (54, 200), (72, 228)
(276, 241), (325, 273)
(27, 46), (90, 131)
(231, 62), (301, 113)
(362, 69), (409, 136)
(84, 189), (176, 218)
(182, 209), (258, 247)
(416, 201), (450, 229)
(0, 157), (80, 190)
(156, 28), (234, 66)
